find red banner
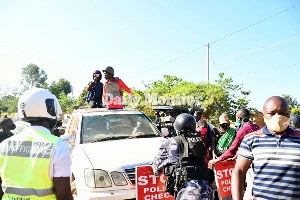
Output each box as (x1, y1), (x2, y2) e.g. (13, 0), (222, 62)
(214, 160), (236, 198)
(136, 165), (173, 200)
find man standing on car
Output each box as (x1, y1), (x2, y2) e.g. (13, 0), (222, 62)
(86, 70), (104, 108)
(102, 66), (136, 109)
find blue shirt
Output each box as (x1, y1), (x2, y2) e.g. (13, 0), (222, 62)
(239, 126), (300, 199)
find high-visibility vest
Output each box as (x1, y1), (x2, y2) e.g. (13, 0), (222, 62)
(0, 129), (59, 199)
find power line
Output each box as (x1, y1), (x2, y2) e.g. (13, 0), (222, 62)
(230, 62), (300, 77)
(131, 45), (206, 76)
(210, 3), (300, 44)
(132, 3), (299, 77)
(212, 35), (300, 64)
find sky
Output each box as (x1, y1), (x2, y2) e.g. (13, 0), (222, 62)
(0, 0), (299, 111)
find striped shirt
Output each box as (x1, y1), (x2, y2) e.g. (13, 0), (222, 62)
(238, 126), (300, 200)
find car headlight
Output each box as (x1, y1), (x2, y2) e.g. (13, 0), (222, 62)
(84, 169), (112, 188)
(111, 171), (128, 186)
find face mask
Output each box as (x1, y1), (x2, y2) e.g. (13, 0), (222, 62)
(235, 119), (241, 127)
(264, 114), (290, 133)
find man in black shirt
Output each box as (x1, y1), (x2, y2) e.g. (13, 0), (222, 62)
(86, 70), (104, 108)
(0, 118), (16, 143)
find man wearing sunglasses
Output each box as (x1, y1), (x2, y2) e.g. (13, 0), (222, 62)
(86, 70), (104, 108)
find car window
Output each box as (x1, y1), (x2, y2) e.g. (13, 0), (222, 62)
(81, 113), (159, 143)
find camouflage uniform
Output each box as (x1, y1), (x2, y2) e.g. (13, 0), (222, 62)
(152, 138), (213, 200)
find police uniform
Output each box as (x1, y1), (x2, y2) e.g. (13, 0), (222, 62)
(152, 137), (213, 200)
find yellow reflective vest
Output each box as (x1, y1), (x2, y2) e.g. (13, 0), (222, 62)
(0, 128), (59, 199)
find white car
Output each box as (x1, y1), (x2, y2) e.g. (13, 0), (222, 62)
(63, 108), (163, 200)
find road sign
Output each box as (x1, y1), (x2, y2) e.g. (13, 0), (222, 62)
(136, 165), (173, 200)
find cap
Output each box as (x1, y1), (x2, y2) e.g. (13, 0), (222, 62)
(219, 113), (230, 124)
(103, 66), (114, 75)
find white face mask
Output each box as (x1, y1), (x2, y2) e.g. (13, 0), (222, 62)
(264, 114), (290, 133)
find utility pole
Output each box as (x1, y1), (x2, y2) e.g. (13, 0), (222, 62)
(206, 43), (210, 84)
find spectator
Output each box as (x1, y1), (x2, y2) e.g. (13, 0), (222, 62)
(214, 113), (236, 158)
(209, 108), (260, 200)
(0, 88), (73, 199)
(232, 96), (300, 200)
(102, 66), (136, 109)
(290, 114), (300, 130)
(86, 70), (103, 108)
(0, 118), (16, 143)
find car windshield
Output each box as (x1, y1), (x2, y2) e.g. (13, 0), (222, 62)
(81, 113), (160, 143)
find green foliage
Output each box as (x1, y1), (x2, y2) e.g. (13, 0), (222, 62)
(0, 95), (18, 115)
(20, 64), (48, 91)
(49, 78), (72, 97)
(58, 92), (76, 114)
(282, 94), (299, 109)
(77, 88), (89, 108)
(291, 107), (300, 114)
(138, 73), (253, 125)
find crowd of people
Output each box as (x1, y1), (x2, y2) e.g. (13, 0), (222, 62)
(0, 79), (300, 200)
(152, 97), (300, 200)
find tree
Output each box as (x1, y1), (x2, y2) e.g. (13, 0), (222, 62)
(282, 94), (299, 109)
(58, 92), (76, 114)
(20, 64), (48, 91)
(49, 78), (73, 98)
(0, 95), (18, 115)
(137, 73), (253, 124)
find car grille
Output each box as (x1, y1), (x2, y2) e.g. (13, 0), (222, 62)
(124, 168), (136, 185)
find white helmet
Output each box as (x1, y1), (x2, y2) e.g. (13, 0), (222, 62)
(18, 88), (62, 121)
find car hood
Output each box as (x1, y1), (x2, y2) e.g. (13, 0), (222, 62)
(78, 137), (163, 171)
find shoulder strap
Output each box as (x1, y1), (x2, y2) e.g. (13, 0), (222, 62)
(174, 135), (188, 168)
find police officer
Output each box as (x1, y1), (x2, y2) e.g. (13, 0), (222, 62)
(291, 114), (300, 130)
(0, 88), (73, 199)
(152, 113), (213, 200)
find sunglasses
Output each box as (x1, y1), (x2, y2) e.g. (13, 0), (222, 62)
(93, 73), (101, 77)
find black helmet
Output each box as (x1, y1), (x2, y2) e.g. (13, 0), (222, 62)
(291, 114), (300, 128)
(174, 113), (196, 133)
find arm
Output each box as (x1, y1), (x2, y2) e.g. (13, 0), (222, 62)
(231, 155), (251, 200)
(218, 130), (242, 161)
(52, 140), (73, 200)
(86, 81), (95, 91)
(152, 138), (178, 175)
(117, 79), (133, 96)
(53, 177), (73, 200)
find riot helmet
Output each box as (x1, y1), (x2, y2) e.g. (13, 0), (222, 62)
(173, 113), (196, 134)
(18, 88), (62, 130)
